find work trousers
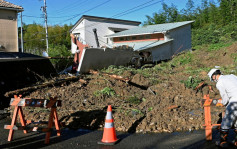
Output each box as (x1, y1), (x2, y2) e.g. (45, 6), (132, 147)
(221, 102), (237, 130)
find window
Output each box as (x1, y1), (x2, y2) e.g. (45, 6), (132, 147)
(119, 37), (124, 41)
(132, 36), (137, 40)
(145, 35), (151, 39)
(125, 37), (130, 41)
(138, 36), (144, 40)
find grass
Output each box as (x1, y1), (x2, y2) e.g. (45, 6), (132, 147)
(126, 96), (142, 104)
(181, 76), (203, 89)
(101, 41), (236, 88)
(93, 87), (116, 97)
(207, 42), (232, 51)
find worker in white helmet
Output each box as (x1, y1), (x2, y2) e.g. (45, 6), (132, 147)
(208, 68), (237, 148)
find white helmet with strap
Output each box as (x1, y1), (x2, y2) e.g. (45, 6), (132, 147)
(207, 68), (221, 82)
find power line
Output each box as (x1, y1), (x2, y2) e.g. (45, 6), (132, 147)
(50, 0), (91, 15)
(49, 0), (92, 16)
(55, 0), (112, 25)
(23, 15), (43, 18)
(24, 0), (163, 44)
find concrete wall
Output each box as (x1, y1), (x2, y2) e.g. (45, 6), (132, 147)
(77, 47), (136, 73)
(168, 24), (192, 55)
(150, 42), (172, 62)
(0, 9), (18, 52)
(71, 18), (139, 49)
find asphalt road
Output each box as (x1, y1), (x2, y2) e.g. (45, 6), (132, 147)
(0, 118), (236, 149)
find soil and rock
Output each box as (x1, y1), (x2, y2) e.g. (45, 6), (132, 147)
(5, 42), (237, 133)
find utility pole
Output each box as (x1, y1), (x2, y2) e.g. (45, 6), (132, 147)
(41, 0), (49, 53)
(20, 12), (24, 53)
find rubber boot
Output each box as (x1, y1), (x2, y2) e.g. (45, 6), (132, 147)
(233, 129), (237, 147)
(216, 130), (229, 148)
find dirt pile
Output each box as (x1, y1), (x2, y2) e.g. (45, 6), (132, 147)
(7, 42), (237, 133)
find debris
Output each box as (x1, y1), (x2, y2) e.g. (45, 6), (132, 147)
(167, 105), (179, 110)
(195, 81), (205, 90)
(5, 76), (87, 97)
(148, 87), (156, 95)
(89, 70), (129, 83)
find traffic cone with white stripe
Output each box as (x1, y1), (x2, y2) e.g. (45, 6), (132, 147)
(98, 105), (119, 145)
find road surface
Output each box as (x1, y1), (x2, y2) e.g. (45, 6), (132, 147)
(0, 118), (236, 149)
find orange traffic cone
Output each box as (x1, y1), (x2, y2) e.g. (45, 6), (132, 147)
(98, 105), (119, 145)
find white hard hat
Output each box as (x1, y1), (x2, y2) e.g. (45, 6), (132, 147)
(207, 68), (219, 81)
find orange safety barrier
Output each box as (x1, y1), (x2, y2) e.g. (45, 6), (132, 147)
(4, 95), (62, 144)
(202, 94), (223, 140)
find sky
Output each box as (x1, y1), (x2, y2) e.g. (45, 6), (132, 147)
(7, 0), (206, 26)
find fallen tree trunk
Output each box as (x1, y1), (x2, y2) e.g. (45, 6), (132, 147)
(5, 76), (87, 97)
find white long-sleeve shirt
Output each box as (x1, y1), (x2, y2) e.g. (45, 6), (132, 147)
(216, 74), (237, 106)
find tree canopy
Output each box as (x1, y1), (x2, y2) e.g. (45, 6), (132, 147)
(143, 0), (237, 46)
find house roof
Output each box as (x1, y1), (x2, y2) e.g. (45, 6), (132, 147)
(70, 15), (141, 32)
(106, 21), (194, 38)
(114, 39), (173, 51)
(0, 0), (23, 11)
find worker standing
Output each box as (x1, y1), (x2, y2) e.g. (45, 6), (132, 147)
(207, 68), (237, 148)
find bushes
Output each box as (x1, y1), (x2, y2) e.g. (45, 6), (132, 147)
(181, 76), (203, 89)
(192, 23), (237, 47)
(48, 44), (72, 72)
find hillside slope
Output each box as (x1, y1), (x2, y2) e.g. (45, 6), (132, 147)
(9, 42), (237, 133)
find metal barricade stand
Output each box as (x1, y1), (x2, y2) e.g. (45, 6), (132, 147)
(4, 95), (62, 144)
(202, 94), (223, 140)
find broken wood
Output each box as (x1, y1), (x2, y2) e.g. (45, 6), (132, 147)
(195, 81), (205, 90)
(5, 76), (87, 97)
(167, 105), (179, 110)
(89, 70), (130, 82)
(89, 69), (149, 90)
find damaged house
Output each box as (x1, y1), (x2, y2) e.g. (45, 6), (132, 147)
(70, 15), (141, 53)
(106, 21), (194, 62)
(70, 17), (194, 74)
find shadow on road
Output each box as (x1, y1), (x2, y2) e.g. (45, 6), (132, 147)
(60, 108), (107, 130)
(0, 128), (92, 149)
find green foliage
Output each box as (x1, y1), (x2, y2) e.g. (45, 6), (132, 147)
(207, 42), (232, 51)
(48, 44), (72, 71)
(23, 24), (72, 55)
(185, 67), (210, 76)
(148, 107), (153, 112)
(102, 65), (130, 75)
(131, 109), (143, 116)
(181, 76), (202, 89)
(171, 51), (193, 66)
(231, 53), (237, 63)
(143, 1), (237, 46)
(93, 87), (116, 97)
(126, 96), (142, 104)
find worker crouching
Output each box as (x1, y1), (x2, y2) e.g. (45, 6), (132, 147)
(208, 68), (237, 148)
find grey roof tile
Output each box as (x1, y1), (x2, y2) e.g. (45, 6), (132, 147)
(0, 0), (23, 9)
(106, 21), (194, 37)
(114, 39), (173, 51)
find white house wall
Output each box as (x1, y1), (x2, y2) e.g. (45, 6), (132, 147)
(168, 24), (192, 55)
(151, 42), (172, 62)
(71, 19), (86, 53)
(83, 18), (139, 48)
